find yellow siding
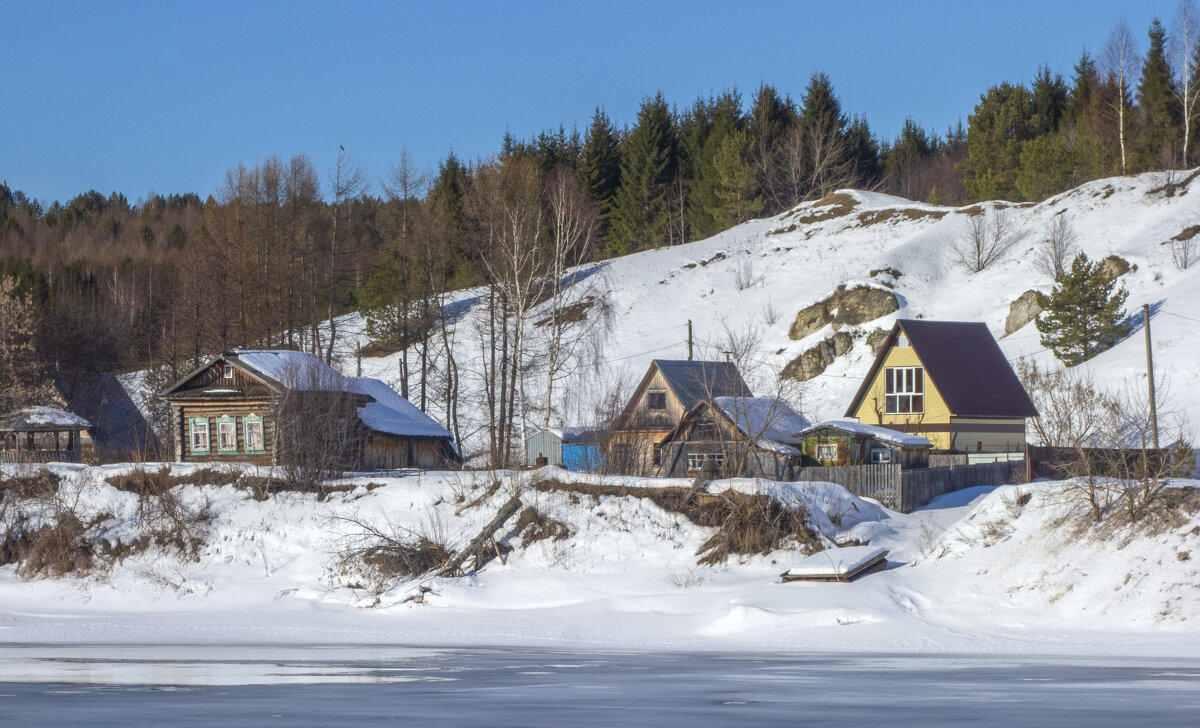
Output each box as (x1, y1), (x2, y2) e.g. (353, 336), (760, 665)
(850, 344), (953, 450)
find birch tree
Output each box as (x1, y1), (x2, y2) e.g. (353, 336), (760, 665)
(1103, 18), (1140, 174)
(1172, 0), (1200, 166)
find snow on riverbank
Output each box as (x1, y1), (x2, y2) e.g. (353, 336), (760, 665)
(1, 463), (1197, 658)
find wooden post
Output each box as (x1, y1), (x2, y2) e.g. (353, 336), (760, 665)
(687, 320), (693, 361)
(1143, 303), (1159, 450)
(439, 495), (523, 577)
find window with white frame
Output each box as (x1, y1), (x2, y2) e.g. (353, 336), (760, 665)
(686, 452), (725, 472)
(816, 443), (838, 461)
(243, 414), (265, 454)
(870, 448), (892, 463)
(217, 416), (237, 454)
(189, 417), (210, 455)
(223, 364), (234, 380)
(884, 366), (924, 414)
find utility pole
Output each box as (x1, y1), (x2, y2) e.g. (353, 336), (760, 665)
(687, 320), (693, 361)
(1144, 303), (1159, 450)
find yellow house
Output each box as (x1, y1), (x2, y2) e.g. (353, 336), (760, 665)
(844, 320), (1038, 452)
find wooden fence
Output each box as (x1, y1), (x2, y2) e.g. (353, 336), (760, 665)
(791, 460), (1024, 512)
(0, 450), (82, 464)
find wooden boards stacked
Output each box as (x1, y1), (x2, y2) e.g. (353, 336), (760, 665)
(780, 545), (889, 583)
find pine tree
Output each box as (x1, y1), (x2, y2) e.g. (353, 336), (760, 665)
(1016, 134), (1074, 201)
(1030, 65), (1069, 135)
(1036, 252), (1129, 366)
(605, 93), (678, 255)
(1136, 17), (1182, 169)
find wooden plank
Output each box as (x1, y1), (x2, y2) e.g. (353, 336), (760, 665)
(780, 552), (889, 583)
(438, 495), (523, 577)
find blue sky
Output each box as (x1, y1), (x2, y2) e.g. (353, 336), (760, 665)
(0, 1), (1174, 204)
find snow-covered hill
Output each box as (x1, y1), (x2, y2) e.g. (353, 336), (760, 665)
(342, 169), (1200, 453)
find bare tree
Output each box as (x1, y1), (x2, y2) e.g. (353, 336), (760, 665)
(273, 358), (360, 491)
(0, 277), (52, 412)
(1169, 229), (1198, 269)
(952, 208), (1013, 272)
(1034, 214), (1081, 281)
(326, 147), (368, 364)
(379, 148), (429, 399)
(538, 168), (609, 429)
(1015, 358), (1108, 448)
(1102, 18), (1140, 174)
(1172, 0), (1200, 166)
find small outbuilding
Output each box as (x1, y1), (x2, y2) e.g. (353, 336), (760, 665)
(0, 406), (92, 464)
(525, 427), (606, 471)
(798, 420), (931, 469)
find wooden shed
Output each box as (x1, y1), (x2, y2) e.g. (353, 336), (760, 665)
(798, 420), (931, 469)
(525, 427), (605, 471)
(659, 396), (810, 479)
(0, 406), (91, 464)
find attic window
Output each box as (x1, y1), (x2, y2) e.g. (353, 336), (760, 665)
(647, 391), (667, 411)
(898, 333), (909, 348)
(884, 366), (924, 414)
(223, 364), (234, 380)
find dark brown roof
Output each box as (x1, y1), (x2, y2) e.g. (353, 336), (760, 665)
(845, 320), (1039, 419)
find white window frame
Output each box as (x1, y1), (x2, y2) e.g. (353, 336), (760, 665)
(189, 417), (210, 455)
(884, 366), (924, 415)
(243, 414), (265, 454)
(870, 448), (892, 463)
(223, 364), (234, 380)
(686, 452), (726, 472)
(217, 415), (238, 454)
(816, 443), (838, 461)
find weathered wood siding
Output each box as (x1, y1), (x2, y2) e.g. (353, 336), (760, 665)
(173, 400), (276, 466)
(791, 460), (1023, 512)
(364, 434), (450, 470)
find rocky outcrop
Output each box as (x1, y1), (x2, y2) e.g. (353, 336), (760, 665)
(788, 285), (899, 340)
(782, 331), (854, 382)
(1101, 255), (1132, 279)
(788, 299), (834, 340)
(832, 286), (899, 330)
(1005, 290), (1044, 335)
(865, 327), (890, 355)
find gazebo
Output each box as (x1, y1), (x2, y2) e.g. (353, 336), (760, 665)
(0, 406), (92, 463)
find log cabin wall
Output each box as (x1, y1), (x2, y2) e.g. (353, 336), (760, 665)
(172, 398), (277, 466)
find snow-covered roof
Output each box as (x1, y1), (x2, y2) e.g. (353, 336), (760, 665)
(800, 420), (931, 448)
(232, 350), (344, 392)
(0, 406), (92, 431)
(711, 396), (811, 456)
(349, 377), (453, 440)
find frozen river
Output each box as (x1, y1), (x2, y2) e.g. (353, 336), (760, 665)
(2, 646), (1198, 726)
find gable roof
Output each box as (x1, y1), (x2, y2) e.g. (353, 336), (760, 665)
(54, 372), (157, 453)
(800, 420), (931, 448)
(712, 396), (810, 447)
(845, 320), (1038, 419)
(667, 397), (808, 456)
(651, 359), (752, 412)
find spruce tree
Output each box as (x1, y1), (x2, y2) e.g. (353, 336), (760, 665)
(746, 84), (797, 214)
(577, 108), (622, 239)
(605, 93), (678, 255)
(687, 88), (746, 239)
(708, 128), (763, 229)
(1136, 17), (1182, 169)
(959, 82), (1035, 201)
(1036, 252), (1129, 366)
(1030, 65), (1069, 135)
(797, 72), (848, 197)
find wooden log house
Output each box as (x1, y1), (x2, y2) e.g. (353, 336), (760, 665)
(162, 350), (457, 470)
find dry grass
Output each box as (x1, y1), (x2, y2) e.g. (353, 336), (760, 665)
(795, 192), (858, 224)
(0, 471), (61, 499)
(857, 208), (948, 226)
(1148, 169), (1200, 198)
(533, 480), (819, 565)
(513, 506), (571, 546)
(1172, 225), (1200, 242)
